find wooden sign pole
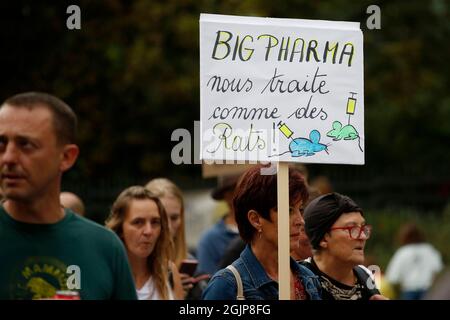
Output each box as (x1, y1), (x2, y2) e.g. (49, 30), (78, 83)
(277, 162), (290, 300)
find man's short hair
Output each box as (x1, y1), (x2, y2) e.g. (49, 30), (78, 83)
(2, 92), (77, 144)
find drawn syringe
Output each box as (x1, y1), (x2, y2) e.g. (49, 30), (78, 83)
(272, 121), (295, 152)
(346, 92), (357, 125)
(277, 121), (294, 140)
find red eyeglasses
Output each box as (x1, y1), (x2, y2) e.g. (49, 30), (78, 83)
(329, 225), (372, 239)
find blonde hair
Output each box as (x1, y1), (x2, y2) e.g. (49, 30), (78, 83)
(145, 178), (187, 267)
(105, 186), (172, 300)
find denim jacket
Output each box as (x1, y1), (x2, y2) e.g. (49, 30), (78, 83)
(202, 245), (321, 300)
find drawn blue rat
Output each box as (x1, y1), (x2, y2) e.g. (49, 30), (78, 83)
(326, 121), (363, 152)
(270, 129), (329, 157)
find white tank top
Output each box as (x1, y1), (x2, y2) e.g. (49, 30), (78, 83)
(136, 276), (174, 300)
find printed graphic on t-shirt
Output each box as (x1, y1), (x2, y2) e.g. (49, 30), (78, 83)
(9, 256), (69, 300)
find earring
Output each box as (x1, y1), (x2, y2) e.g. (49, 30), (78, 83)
(258, 228), (262, 239)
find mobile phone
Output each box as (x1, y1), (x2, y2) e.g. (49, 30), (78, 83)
(179, 259), (198, 276)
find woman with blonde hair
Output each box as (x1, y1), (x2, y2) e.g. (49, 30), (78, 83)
(106, 186), (183, 300)
(145, 178), (202, 297)
(145, 178), (188, 268)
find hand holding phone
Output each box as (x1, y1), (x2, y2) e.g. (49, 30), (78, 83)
(179, 259), (198, 277)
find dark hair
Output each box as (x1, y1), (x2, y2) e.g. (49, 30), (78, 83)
(397, 223), (425, 246)
(304, 192), (363, 250)
(2, 92), (77, 144)
(233, 164), (308, 243)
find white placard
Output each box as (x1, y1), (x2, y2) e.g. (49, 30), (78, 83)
(200, 14), (364, 165)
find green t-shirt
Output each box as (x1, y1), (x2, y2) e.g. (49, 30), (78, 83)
(0, 206), (137, 300)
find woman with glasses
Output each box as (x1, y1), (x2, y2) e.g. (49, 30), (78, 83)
(302, 192), (387, 300)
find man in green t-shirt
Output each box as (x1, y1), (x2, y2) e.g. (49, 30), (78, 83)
(0, 92), (137, 300)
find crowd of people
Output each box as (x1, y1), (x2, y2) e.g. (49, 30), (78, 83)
(0, 92), (445, 300)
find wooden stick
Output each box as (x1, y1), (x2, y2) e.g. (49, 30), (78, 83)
(277, 162), (290, 300)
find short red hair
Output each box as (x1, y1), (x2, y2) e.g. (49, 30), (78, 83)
(233, 164), (308, 243)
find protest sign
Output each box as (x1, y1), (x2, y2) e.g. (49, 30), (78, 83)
(200, 13), (364, 300)
(200, 14), (364, 165)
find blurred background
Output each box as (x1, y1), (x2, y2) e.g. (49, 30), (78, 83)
(0, 0), (448, 270)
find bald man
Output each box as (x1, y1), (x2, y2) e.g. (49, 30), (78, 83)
(60, 191), (85, 216)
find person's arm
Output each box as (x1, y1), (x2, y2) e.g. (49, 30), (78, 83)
(196, 233), (218, 276)
(202, 270), (237, 300)
(179, 273), (194, 298)
(170, 261), (185, 300)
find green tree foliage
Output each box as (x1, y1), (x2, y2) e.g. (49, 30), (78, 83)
(0, 0), (448, 218)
